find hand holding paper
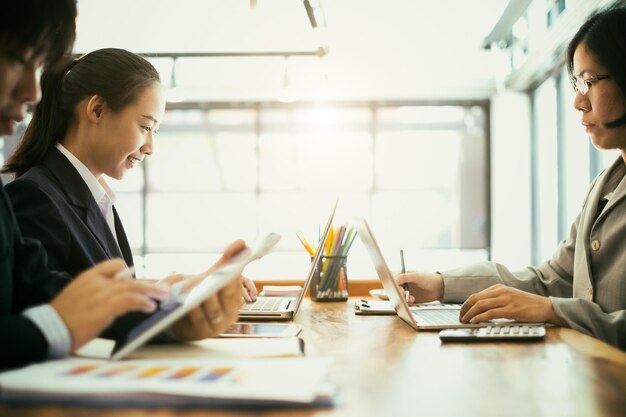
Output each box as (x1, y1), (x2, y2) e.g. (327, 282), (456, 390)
(166, 237), (279, 340)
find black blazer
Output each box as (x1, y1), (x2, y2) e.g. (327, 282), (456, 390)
(0, 180), (72, 370)
(5, 148), (134, 281)
(6, 148), (143, 344)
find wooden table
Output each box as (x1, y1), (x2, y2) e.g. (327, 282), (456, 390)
(2, 298), (626, 417)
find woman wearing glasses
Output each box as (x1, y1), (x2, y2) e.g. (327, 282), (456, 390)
(396, 7), (626, 350)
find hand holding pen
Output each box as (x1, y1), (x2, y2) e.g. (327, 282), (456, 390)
(114, 266), (135, 280)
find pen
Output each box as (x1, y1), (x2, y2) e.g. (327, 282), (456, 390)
(114, 266), (135, 280)
(400, 249), (409, 303)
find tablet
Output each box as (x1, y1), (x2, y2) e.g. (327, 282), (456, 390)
(109, 233), (281, 360)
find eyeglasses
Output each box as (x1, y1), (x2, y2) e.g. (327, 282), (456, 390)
(571, 74), (611, 95)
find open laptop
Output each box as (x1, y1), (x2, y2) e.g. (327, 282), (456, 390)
(355, 217), (541, 330)
(239, 201), (337, 321)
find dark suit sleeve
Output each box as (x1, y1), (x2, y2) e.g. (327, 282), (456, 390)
(5, 178), (73, 305)
(1, 184), (67, 370)
(0, 316), (48, 370)
(11, 236), (72, 311)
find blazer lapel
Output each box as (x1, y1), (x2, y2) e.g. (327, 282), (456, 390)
(572, 158), (625, 299)
(112, 205), (134, 268)
(580, 168), (607, 239)
(571, 167), (612, 298)
(594, 160), (626, 226)
(43, 149), (124, 261)
(84, 201), (125, 260)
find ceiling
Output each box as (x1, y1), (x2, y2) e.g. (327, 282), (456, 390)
(74, 0), (509, 103)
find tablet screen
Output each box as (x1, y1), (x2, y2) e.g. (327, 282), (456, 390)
(115, 301), (183, 352)
(109, 233), (281, 359)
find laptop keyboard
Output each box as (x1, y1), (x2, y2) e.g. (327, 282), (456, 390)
(240, 297), (290, 312)
(413, 309), (461, 325)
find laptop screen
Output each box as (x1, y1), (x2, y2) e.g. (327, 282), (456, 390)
(354, 217), (419, 330)
(290, 200), (338, 317)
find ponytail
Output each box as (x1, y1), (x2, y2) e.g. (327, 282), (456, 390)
(3, 62), (73, 177)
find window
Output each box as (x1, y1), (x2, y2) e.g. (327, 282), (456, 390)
(110, 104), (490, 279)
(532, 78), (559, 263)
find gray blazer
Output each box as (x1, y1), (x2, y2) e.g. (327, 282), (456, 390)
(441, 157), (626, 350)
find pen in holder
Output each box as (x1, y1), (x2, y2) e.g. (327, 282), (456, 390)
(297, 224), (357, 302)
(310, 255), (348, 301)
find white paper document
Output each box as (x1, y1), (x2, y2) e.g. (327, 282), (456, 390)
(0, 356), (333, 407)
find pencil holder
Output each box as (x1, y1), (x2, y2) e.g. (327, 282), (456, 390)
(310, 255), (348, 302)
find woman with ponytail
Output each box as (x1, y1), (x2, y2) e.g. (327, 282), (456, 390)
(0, 0), (178, 370)
(5, 48), (165, 276)
(3, 48), (248, 344)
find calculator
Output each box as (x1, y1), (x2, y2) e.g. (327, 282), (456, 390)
(439, 325), (546, 342)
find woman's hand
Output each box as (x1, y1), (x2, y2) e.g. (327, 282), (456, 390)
(459, 284), (567, 325)
(201, 239), (247, 278)
(171, 276), (243, 340)
(242, 276), (258, 302)
(395, 271), (444, 303)
(163, 239), (249, 340)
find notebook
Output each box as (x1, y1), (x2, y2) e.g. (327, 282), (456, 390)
(239, 201), (337, 321)
(355, 217), (542, 330)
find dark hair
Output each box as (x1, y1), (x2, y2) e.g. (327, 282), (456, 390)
(0, 0), (77, 72)
(566, 6), (626, 128)
(3, 48), (161, 176)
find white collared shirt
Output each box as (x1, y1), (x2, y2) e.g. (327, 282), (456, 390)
(56, 143), (118, 243)
(23, 304), (71, 359)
